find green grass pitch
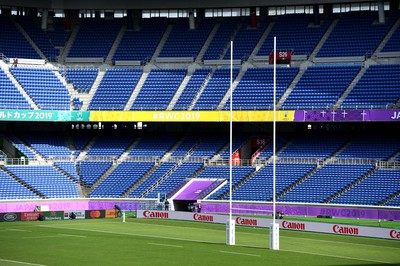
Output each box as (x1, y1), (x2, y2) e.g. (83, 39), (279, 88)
(0, 218), (399, 266)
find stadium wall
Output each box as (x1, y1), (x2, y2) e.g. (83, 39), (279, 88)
(0, 199), (399, 220)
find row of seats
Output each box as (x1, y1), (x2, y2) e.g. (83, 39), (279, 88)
(1, 130), (399, 205)
(6, 131), (399, 164)
(1, 157), (398, 205)
(1, 63), (398, 111)
(1, 150), (399, 205)
(2, 11), (400, 64)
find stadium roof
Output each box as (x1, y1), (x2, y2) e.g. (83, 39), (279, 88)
(0, 0), (381, 10)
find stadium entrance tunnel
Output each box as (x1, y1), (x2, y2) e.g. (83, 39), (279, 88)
(174, 200), (197, 212)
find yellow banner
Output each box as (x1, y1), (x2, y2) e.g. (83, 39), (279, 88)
(90, 111), (134, 121)
(105, 209), (118, 218)
(89, 110), (295, 122)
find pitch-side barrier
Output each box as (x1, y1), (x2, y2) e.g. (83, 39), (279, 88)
(137, 210), (400, 240)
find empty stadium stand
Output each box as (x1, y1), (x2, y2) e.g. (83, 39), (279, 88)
(193, 68), (239, 110)
(113, 18), (168, 64)
(130, 69), (186, 110)
(5, 165), (79, 198)
(159, 18), (215, 59)
(225, 67), (299, 110)
(0, 68), (33, 110)
(88, 68), (142, 110)
(67, 19), (122, 59)
(172, 68), (211, 110)
(0, 170), (40, 200)
(10, 67), (70, 110)
(316, 11), (399, 57)
(340, 64), (400, 109)
(330, 169), (400, 205)
(0, 16), (41, 59)
(65, 68), (98, 93)
(281, 65), (361, 110)
(0, 7), (399, 208)
(258, 14), (333, 57)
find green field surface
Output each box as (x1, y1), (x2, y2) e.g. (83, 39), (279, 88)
(0, 218), (399, 266)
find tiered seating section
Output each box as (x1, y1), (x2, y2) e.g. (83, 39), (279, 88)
(159, 18), (215, 58)
(113, 18), (168, 63)
(88, 69), (142, 110)
(0, 12), (399, 110)
(0, 68), (32, 109)
(281, 65), (361, 110)
(0, 131), (399, 206)
(258, 14), (333, 56)
(193, 68), (239, 110)
(278, 164), (374, 203)
(65, 68), (98, 93)
(173, 68), (211, 110)
(330, 169), (400, 205)
(10, 68), (70, 110)
(0, 17), (40, 59)
(16, 17), (59, 61)
(225, 67), (299, 110)
(340, 64), (400, 109)
(5, 165), (79, 198)
(232, 163), (316, 201)
(223, 19), (269, 60)
(130, 69), (186, 110)
(0, 170), (39, 200)
(0, 11), (399, 206)
(68, 19), (122, 58)
(316, 11), (399, 57)
(90, 161), (154, 198)
(202, 18), (240, 60)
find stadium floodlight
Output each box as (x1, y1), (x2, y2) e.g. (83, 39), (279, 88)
(270, 36), (280, 250)
(226, 40), (235, 246)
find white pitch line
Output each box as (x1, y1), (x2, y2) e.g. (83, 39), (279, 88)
(219, 250), (261, 257)
(148, 242), (183, 248)
(0, 258), (46, 266)
(6, 229), (32, 232)
(281, 249), (395, 265)
(58, 234), (87, 238)
(22, 235), (66, 239)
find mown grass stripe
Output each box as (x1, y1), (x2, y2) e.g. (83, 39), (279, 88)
(0, 258), (46, 266)
(219, 251), (261, 257)
(148, 242), (183, 248)
(282, 249), (396, 265)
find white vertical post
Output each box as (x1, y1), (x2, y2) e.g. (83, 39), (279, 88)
(270, 36), (280, 250)
(377, 0), (385, 23)
(226, 40), (235, 245)
(41, 9), (49, 30)
(122, 211), (126, 223)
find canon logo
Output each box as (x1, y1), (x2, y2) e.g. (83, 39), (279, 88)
(143, 211), (168, 219)
(193, 214), (213, 222)
(389, 230), (400, 239)
(282, 221), (305, 231)
(236, 217), (257, 226)
(3, 213), (17, 222)
(333, 225), (359, 235)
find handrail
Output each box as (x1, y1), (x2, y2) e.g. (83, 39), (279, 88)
(0, 53), (10, 63)
(2, 156), (396, 167)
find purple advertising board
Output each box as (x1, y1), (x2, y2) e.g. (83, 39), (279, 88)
(293, 110), (400, 122)
(0, 201), (140, 213)
(201, 203), (400, 221)
(0, 200), (398, 221)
